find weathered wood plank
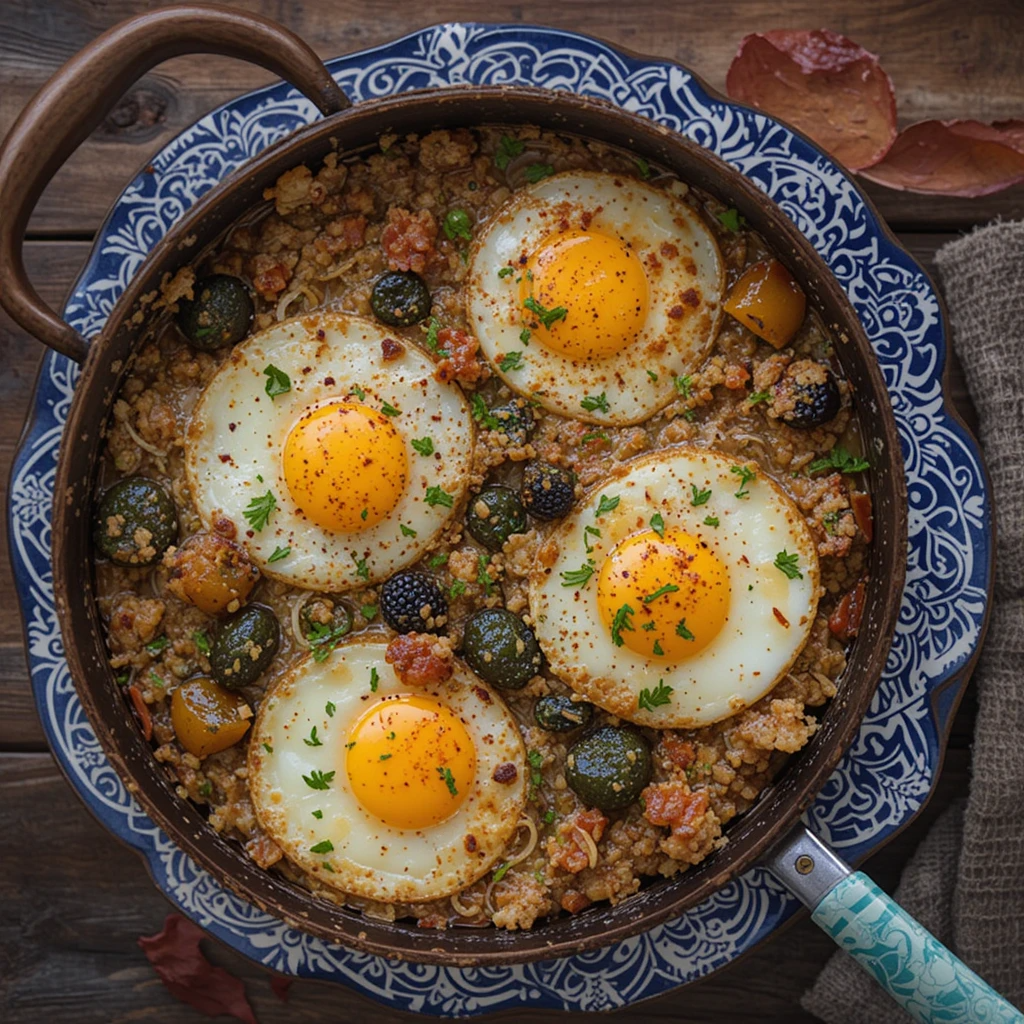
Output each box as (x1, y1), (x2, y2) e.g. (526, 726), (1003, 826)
(0, 748), (970, 1023)
(1, 0), (1021, 236)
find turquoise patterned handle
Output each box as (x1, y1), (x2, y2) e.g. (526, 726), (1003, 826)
(812, 872), (1023, 1024)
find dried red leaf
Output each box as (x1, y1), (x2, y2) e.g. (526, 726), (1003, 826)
(850, 490), (874, 542)
(269, 976), (293, 1002)
(859, 119), (1024, 196)
(128, 684), (152, 742)
(829, 579), (867, 643)
(726, 30), (897, 170)
(138, 914), (257, 1024)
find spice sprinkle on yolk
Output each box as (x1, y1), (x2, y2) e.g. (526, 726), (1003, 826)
(345, 694), (475, 831)
(283, 400), (408, 533)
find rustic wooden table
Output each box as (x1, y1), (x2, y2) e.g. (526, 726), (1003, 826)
(2, 2), (1021, 1021)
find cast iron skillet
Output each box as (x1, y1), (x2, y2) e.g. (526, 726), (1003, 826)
(0, 5), (905, 966)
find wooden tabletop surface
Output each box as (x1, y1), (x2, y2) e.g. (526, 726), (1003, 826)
(1, 1), (1020, 1021)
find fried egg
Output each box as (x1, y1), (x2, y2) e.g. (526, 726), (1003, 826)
(248, 638), (527, 903)
(185, 311), (473, 591)
(530, 447), (821, 728)
(466, 171), (724, 425)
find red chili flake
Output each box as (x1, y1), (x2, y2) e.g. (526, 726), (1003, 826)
(316, 329), (326, 341)
(472, 685), (492, 704)
(464, 834), (478, 853)
(381, 337), (405, 361)
(269, 976), (292, 1002)
(323, 376), (335, 387)
(213, 517), (236, 539)
(138, 914), (257, 1024)
(218, 454), (232, 463)
(492, 762), (518, 784)
(773, 607), (791, 628)
(128, 685), (152, 742)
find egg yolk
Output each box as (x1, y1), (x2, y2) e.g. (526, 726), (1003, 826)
(520, 229), (649, 360)
(282, 401), (407, 533)
(344, 694), (475, 830)
(597, 528), (730, 660)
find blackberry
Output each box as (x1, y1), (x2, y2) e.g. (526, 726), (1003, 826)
(465, 486), (528, 551)
(521, 462), (575, 521)
(774, 360), (841, 429)
(380, 572), (448, 634)
(490, 398), (535, 447)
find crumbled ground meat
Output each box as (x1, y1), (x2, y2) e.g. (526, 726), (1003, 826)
(381, 206), (437, 272)
(434, 327), (488, 384)
(385, 633), (454, 686)
(546, 808), (608, 873)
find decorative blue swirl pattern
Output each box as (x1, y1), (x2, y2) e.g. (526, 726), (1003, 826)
(8, 23), (991, 1015)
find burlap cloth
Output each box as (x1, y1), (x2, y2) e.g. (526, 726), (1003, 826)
(803, 220), (1024, 1021)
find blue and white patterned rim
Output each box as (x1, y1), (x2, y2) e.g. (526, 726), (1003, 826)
(8, 23), (991, 1016)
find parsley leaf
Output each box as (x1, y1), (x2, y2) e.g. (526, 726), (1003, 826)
(449, 580), (467, 598)
(380, 400), (400, 417)
(524, 162), (555, 183)
(423, 317), (450, 357)
(492, 861), (511, 882)
(262, 742), (273, 754)
(411, 436), (434, 456)
(635, 156), (652, 179)
(748, 390), (772, 405)
(498, 266), (515, 279)
(312, 808), (324, 819)
(523, 295), (568, 329)
(361, 603), (377, 619)
(310, 839), (334, 854)
(500, 351), (524, 372)
(192, 630), (210, 656)
(731, 464), (756, 498)
(595, 494), (619, 517)
(583, 525), (601, 553)
(716, 207), (746, 232)
(443, 208), (472, 242)
(494, 134), (525, 170)
(351, 551), (369, 580)
(243, 490), (276, 532)
(429, 552), (449, 568)
(308, 620), (349, 663)
(477, 554), (494, 596)
(808, 446), (870, 475)
(676, 619), (695, 641)
(774, 550), (803, 580)
(649, 512), (666, 538)
(581, 431), (608, 445)
(145, 636), (169, 656)
(470, 393), (500, 430)
(646, 369), (659, 382)
(643, 583), (680, 604)
(610, 603), (636, 647)
(560, 562), (595, 588)
(351, 384), (366, 401)
(652, 639), (664, 656)
(268, 545), (290, 563)
(304, 725), (323, 747)
(580, 392), (610, 413)
(325, 701), (336, 718)
(437, 766), (458, 796)
(704, 515), (720, 528)
(369, 667), (379, 692)
(519, 327), (532, 344)
(690, 483), (712, 506)
(399, 523), (417, 538)
(425, 485), (454, 508)
(263, 364), (291, 398)
(638, 679), (673, 711)
(673, 374), (693, 399)
(303, 769), (335, 791)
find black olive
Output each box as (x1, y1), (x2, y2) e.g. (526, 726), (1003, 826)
(93, 476), (178, 566)
(521, 462), (576, 521)
(462, 609), (541, 690)
(774, 360), (842, 429)
(489, 398), (535, 447)
(209, 604), (280, 689)
(370, 271), (432, 326)
(534, 694), (594, 733)
(380, 572), (448, 634)
(465, 486), (528, 551)
(177, 274), (254, 350)
(565, 727), (653, 810)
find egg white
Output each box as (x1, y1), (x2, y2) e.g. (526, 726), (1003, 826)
(529, 446), (821, 728)
(248, 638), (527, 903)
(184, 311), (473, 591)
(466, 171), (724, 425)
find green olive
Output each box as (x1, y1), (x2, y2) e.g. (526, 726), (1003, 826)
(534, 694), (594, 733)
(177, 274), (253, 350)
(209, 604), (280, 689)
(565, 727), (652, 810)
(465, 486), (528, 552)
(462, 609), (541, 690)
(370, 271), (432, 327)
(93, 476), (178, 566)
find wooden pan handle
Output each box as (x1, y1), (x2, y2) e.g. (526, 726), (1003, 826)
(0, 3), (349, 364)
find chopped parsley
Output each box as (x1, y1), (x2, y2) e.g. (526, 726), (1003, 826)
(198, 781), (212, 798)
(774, 550), (803, 580)
(411, 436), (434, 456)
(580, 392), (610, 413)
(560, 562), (595, 588)
(595, 494), (620, 517)
(583, 525), (601, 553)
(304, 726), (323, 748)
(437, 766), (458, 796)
(312, 809), (324, 819)
(610, 603), (636, 647)
(676, 619), (695, 641)
(822, 510), (843, 535)
(498, 266), (515, 279)
(325, 701), (336, 718)
(263, 364), (291, 398)
(345, 741), (356, 750)
(492, 861), (511, 883)
(519, 327), (532, 345)
(543, 809), (556, 825)
(500, 351), (524, 372)
(449, 580), (467, 598)
(308, 620), (349, 663)
(425, 485), (454, 508)
(149, 671), (164, 689)
(423, 317), (450, 357)
(442, 208), (472, 242)
(650, 512), (666, 538)
(523, 295), (568, 329)
(369, 667), (379, 692)
(642, 621), (656, 632)
(303, 769), (335, 791)
(643, 583), (680, 604)
(192, 630), (210, 656)
(378, 753), (392, 761)
(477, 554), (494, 596)
(470, 393), (500, 430)
(704, 515), (720, 528)
(243, 490), (276, 532)
(638, 679), (674, 711)
(310, 839), (334, 854)
(690, 483), (712, 506)
(716, 207), (746, 232)
(262, 742), (273, 754)
(527, 749), (544, 799)
(748, 390), (772, 405)
(731, 464), (756, 498)
(494, 134), (525, 170)
(361, 604), (377, 620)
(523, 162), (555, 182)
(635, 156), (652, 179)
(145, 636), (169, 656)
(380, 400), (400, 417)
(268, 544), (290, 563)
(360, 508), (368, 521)
(399, 523), (417, 538)
(673, 374), (693, 399)
(351, 552), (369, 580)
(581, 431), (608, 445)
(646, 369), (659, 382)
(652, 639), (665, 656)
(809, 446), (870, 475)
(351, 383), (366, 400)
(429, 552), (449, 568)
